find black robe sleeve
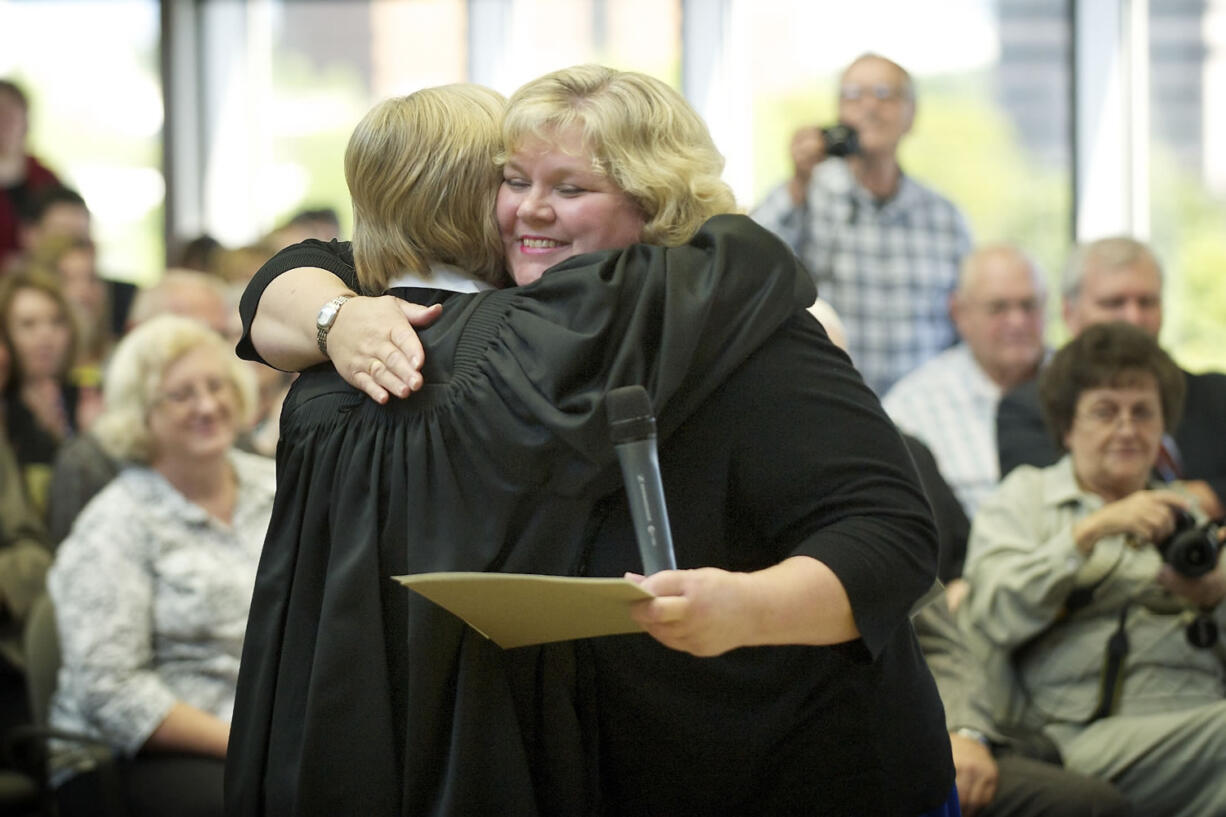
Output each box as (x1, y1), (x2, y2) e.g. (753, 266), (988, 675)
(235, 238), (360, 366)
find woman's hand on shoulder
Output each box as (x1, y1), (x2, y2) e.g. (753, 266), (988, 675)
(329, 296), (442, 403)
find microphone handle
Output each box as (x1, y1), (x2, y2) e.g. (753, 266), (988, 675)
(614, 438), (678, 574)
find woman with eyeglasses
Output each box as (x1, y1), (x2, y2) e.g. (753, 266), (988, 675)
(963, 320), (1226, 817)
(47, 315), (274, 817)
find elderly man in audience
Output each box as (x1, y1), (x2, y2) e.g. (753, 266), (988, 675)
(996, 237), (1226, 521)
(884, 244), (1047, 519)
(965, 321), (1226, 817)
(752, 52), (972, 395)
(49, 315), (273, 817)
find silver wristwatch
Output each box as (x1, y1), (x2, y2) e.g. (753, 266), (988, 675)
(315, 294), (355, 356)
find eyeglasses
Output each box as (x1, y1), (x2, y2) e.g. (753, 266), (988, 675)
(839, 83), (911, 102)
(1076, 400), (1161, 429)
(977, 298), (1042, 318)
(155, 376), (234, 410)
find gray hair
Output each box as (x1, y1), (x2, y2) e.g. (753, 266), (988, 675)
(1062, 236), (1162, 302)
(92, 314), (256, 463)
(841, 52), (916, 102)
(956, 242), (1045, 296)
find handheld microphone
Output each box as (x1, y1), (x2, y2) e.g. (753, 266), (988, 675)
(606, 386), (678, 575)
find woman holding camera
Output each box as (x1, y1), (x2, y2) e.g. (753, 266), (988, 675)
(963, 320), (1226, 817)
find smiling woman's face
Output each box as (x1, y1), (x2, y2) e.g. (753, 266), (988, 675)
(1063, 379), (1164, 501)
(496, 125), (645, 286)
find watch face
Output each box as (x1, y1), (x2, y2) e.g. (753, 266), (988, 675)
(317, 302), (339, 328)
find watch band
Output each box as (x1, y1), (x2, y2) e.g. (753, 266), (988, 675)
(315, 294), (355, 356)
(954, 727), (991, 748)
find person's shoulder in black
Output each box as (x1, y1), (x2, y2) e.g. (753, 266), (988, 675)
(997, 376), (1060, 479)
(1176, 369), (1226, 509)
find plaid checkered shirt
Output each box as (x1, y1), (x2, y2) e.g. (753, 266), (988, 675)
(751, 158), (972, 395)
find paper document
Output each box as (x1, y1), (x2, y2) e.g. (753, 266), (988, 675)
(394, 572), (654, 649)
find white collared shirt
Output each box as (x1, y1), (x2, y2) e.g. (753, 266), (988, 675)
(387, 262), (497, 293)
(882, 342), (1010, 518)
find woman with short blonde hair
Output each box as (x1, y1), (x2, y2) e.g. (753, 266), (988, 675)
(346, 85), (508, 293)
(502, 64), (735, 248)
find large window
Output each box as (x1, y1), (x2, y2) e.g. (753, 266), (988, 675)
(0, 0), (162, 284)
(1147, 0), (1226, 372)
(185, 0), (681, 249)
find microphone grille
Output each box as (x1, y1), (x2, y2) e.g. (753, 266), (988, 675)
(607, 385), (656, 444)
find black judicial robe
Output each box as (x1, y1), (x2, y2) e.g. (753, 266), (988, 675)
(225, 215), (953, 817)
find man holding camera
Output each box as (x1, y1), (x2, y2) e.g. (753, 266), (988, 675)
(752, 52), (972, 395)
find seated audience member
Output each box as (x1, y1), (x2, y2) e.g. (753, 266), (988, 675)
(14, 183), (136, 336)
(48, 315), (272, 817)
(0, 428), (53, 738)
(752, 52), (972, 395)
(885, 244), (1046, 518)
(964, 321), (1226, 817)
(16, 185), (90, 257)
(46, 269), (240, 544)
(997, 237), (1226, 520)
(915, 593), (1131, 817)
(124, 269), (233, 336)
(264, 206), (341, 251)
(171, 234), (223, 275)
(24, 233), (113, 382)
(807, 298), (1129, 817)
(0, 272), (98, 514)
(0, 79), (62, 272)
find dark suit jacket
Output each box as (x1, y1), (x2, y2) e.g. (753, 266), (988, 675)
(997, 369), (1226, 515)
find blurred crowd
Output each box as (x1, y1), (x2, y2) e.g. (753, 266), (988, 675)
(0, 76), (339, 816)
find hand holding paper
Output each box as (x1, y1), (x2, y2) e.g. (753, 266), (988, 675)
(627, 556), (861, 657)
(625, 567), (762, 657)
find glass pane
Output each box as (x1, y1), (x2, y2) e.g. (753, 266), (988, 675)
(1148, 0), (1226, 372)
(0, 0), (162, 285)
(490, 0), (681, 94)
(239, 0), (680, 247)
(739, 0), (1073, 320)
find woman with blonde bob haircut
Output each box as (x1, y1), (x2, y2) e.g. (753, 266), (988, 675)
(345, 84), (508, 294)
(50, 314), (273, 817)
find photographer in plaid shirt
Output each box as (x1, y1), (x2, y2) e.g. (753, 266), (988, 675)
(753, 53), (972, 396)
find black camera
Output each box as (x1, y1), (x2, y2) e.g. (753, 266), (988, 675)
(821, 124), (860, 158)
(1156, 508), (1221, 578)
